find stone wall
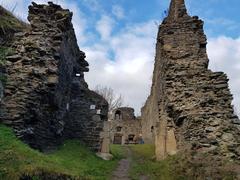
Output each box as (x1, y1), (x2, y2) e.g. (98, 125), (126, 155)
(109, 107), (142, 144)
(141, 93), (158, 144)
(0, 2), (108, 152)
(141, 0), (240, 161)
(0, 6), (27, 119)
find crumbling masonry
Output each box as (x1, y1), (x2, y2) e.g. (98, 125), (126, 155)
(0, 2), (108, 152)
(141, 0), (240, 160)
(109, 107), (142, 145)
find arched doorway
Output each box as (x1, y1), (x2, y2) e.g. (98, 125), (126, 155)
(127, 134), (135, 144)
(115, 110), (122, 120)
(113, 133), (122, 144)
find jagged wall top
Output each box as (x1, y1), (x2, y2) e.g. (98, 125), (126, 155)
(167, 0), (189, 21)
(1, 1), (108, 152)
(28, 2), (89, 73)
(28, 2), (73, 31)
(141, 0), (240, 163)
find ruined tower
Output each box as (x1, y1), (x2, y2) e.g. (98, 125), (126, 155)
(141, 0), (240, 161)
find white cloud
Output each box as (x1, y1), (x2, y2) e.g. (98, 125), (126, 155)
(85, 27), (240, 116)
(1, 0), (87, 46)
(206, 18), (240, 31)
(85, 20), (157, 115)
(208, 36), (240, 117)
(2, 1), (239, 118)
(33, 0), (87, 45)
(60, 2), (87, 45)
(82, 0), (102, 12)
(112, 5), (125, 19)
(96, 15), (114, 41)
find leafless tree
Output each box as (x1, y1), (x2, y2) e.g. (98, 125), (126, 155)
(94, 85), (124, 112)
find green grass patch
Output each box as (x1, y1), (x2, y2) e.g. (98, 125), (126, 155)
(0, 124), (121, 180)
(0, 6), (27, 35)
(110, 144), (126, 160)
(128, 144), (186, 180)
(128, 144), (239, 180)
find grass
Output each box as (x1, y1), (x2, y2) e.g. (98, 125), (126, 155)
(128, 144), (238, 180)
(128, 144), (187, 180)
(0, 125), (238, 180)
(0, 124), (123, 180)
(109, 144), (126, 159)
(0, 5), (27, 35)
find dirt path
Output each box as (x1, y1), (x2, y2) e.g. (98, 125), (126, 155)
(111, 146), (132, 180)
(111, 146), (150, 180)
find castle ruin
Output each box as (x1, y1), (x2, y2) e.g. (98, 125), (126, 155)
(0, 0), (239, 169)
(109, 107), (142, 145)
(141, 0), (240, 161)
(0, 2), (108, 152)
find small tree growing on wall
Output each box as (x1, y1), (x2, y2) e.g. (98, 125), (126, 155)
(94, 85), (124, 113)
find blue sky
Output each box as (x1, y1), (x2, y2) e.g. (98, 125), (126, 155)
(1, 0), (240, 116)
(61, 0), (240, 40)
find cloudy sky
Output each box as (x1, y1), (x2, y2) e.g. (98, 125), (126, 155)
(1, 0), (240, 116)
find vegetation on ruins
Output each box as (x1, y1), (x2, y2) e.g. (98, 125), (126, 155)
(0, 124), (237, 180)
(0, 124), (123, 179)
(0, 6), (26, 86)
(0, 6), (27, 42)
(1, 2), (109, 152)
(128, 145), (238, 180)
(0, 0), (239, 179)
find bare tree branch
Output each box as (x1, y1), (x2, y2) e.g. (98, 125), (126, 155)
(94, 85), (124, 112)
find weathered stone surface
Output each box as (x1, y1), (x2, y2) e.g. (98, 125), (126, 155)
(0, 2), (108, 152)
(141, 0), (240, 161)
(0, 81), (3, 101)
(100, 121), (111, 153)
(6, 54), (22, 62)
(109, 107), (142, 145)
(96, 152), (113, 161)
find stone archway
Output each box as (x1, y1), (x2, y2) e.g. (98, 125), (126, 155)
(115, 110), (122, 120)
(128, 134), (135, 141)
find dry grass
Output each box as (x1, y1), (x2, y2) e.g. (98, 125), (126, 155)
(0, 5), (28, 44)
(0, 5), (27, 31)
